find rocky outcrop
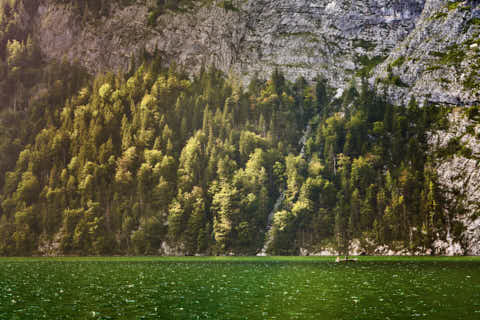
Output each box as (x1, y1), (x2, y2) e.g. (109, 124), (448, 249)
(33, 0), (424, 88)
(34, 1), (246, 74)
(239, 0), (425, 87)
(376, 0), (480, 106)
(32, 0), (480, 105)
(429, 109), (480, 255)
(160, 241), (187, 256)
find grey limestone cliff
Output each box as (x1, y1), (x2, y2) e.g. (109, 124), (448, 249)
(33, 0), (424, 88)
(237, 0), (425, 87)
(376, 0), (480, 106)
(32, 0), (480, 106)
(429, 109), (480, 255)
(34, 1), (245, 73)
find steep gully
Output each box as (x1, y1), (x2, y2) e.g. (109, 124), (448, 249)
(257, 124), (312, 256)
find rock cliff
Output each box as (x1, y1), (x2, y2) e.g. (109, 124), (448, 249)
(429, 108), (480, 255)
(376, 0), (480, 107)
(34, 1), (245, 73)
(33, 0), (424, 88)
(31, 1), (480, 106)
(236, 0), (425, 87)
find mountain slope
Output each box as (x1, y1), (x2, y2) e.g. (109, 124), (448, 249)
(0, 0), (480, 256)
(376, 0), (480, 106)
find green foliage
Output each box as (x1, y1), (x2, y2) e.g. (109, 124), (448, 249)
(352, 39), (376, 51)
(462, 70), (480, 91)
(469, 17), (480, 26)
(447, 1), (462, 11)
(269, 85), (449, 255)
(0, 52), (453, 256)
(0, 2), (455, 255)
(380, 65), (410, 88)
(432, 11), (448, 20)
(356, 55), (386, 77)
(466, 105), (480, 121)
(146, 0), (224, 26)
(0, 58), (320, 255)
(0, 0), (90, 201)
(429, 44), (466, 67)
(391, 56), (405, 68)
(217, 0), (239, 12)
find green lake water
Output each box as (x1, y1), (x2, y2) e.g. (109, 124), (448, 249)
(0, 257), (479, 319)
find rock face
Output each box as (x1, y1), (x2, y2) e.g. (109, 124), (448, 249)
(429, 109), (480, 255)
(33, 0), (424, 88)
(376, 0), (480, 106)
(34, 1), (246, 74)
(31, 0), (480, 105)
(238, 0), (425, 87)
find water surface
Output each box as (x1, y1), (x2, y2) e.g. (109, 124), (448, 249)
(0, 257), (478, 319)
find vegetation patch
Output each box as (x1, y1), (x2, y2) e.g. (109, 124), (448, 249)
(440, 77), (451, 85)
(355, 55), (386, 77)
(447, 1), (462, 11)
(217, 0), (239, 12)
(463, 70), (480, 91)
(352, 39), (376, 51)
(391, 56), (405, 68)
(0, 0), (472, 259)
(432, 11), (448, 20)
(466, 105), (480, 121)
(379, 65), (410, 87)
(468, 17), (480, 27)
(429, 44), (466, 67)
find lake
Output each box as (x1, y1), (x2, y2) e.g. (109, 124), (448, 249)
(0, 257), (479, 319)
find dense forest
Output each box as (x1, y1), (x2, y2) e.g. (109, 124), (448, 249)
(0, 0), (467, 256)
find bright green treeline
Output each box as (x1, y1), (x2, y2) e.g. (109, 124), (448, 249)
(0, 58), (320, 255)
(0, 52), (455, 256)
(268, 81), (453, 255)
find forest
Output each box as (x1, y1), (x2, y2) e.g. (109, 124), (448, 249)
(0, 0), (462, 256)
